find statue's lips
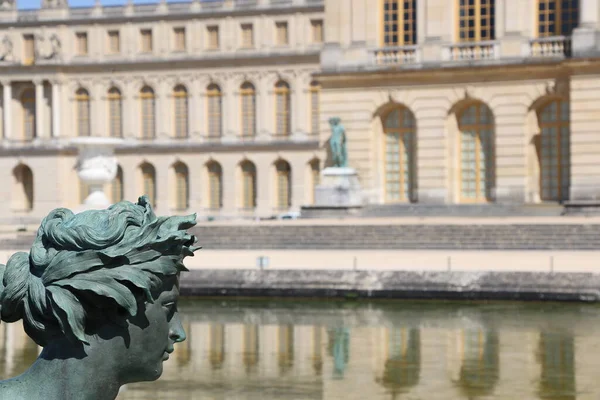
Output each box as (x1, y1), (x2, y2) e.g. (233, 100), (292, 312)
(162, 347), (174, 361)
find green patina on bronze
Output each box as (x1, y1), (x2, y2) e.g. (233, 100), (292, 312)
(0, 196), (200, 399)
(328, 117), (348, 168)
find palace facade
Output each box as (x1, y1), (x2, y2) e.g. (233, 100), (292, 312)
(1, 0), (600, 222)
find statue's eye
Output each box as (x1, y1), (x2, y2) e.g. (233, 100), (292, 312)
(162, 301), (177, 316)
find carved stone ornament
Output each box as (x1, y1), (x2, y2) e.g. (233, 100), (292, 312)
(0, 35), (13, 62)
(35, 33), (62, 61)
(0, 196), (200, 399)
(0, 0), (15, 10)
(41, 0), (67, 9)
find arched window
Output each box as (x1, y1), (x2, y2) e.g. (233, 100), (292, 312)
(111, 165), (124, 204)
(140, 86), (155, 139)
(207, 84), (222, 139)
(309, 81), (320, 136)
(457, 330), (499, 398)
(538, 99), (570, 201)
(140, 163), (156, 207)
(21, 88), (35, 141)
(383, 107), (416, 202)
(538, 332), (575, 399)
(173, 85), (188, 139)
(275, 159), (291, 210)
(538, 0), (578, 37)
(275, 81), (291, 137)
(173, 162), (189, 210)
(458, 103), (495, 202)
(240, 82), (256, 139)
(240, 160), (257, 210)
(76, 88), (91, 137)
(379, 328), (420, 395)
(458, 0), (495, 42)
(12, 164), (33, 211)
(108, 87), (122, 138)
(382, 0), (417, 46)
(309, 158), (320, 204)
(207, 161), (222, 210)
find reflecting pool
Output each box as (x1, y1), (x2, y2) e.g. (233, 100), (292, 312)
(2, 299), (600, 399)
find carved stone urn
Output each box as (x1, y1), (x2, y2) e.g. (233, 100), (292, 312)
(71, 137), (123, 210)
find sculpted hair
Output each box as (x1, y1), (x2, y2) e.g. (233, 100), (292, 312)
(0, 196), (199, 346)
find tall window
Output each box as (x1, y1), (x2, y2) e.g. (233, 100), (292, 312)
(240, 82), (256, 138)
(174, 27), (186, 51)
(275, 81), (291, 137)
(382, 0), (417, 46)
(310, 81), (320, 136)
(108, 30), (120, 54)
(76, 88), (91, 137)
(538, 0), (579, 37)
(241, 23), (254, 48)
(309, 158), (320, 203)
(207, 84), (222, 139)
(141, 29), (153, 53)
(173, 162), (189, 211)
(207, 161), (222, 210)
(174, 85), (188, 139)
(538, 99), (570, 201)
(21, 88), (35, 141)
(311, 19), (324, 43)
(278, 325), (294, 372)
(458, 0), (495, 42)
(207, 25), (220, 49)
(243, 325), (259, 369)
(275, 160), (291, 210)
(108, 87), (122, 138)
(76, 32), (88, 56)
(241, 161), (257, 210)
(276, 21), (289, 45)
(209, 324), (225, 369)
(12, 164), (34, 211)
(140, 86), (155, 139)
(383, 107), (416, 202)
(111, 165), (123, 204)
(458, 103), (495, 202)
(140, 163), (156, 207)
(23, 34), (34, 65)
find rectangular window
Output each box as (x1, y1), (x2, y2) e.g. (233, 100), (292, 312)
(383, 0), (417, 46)
(76, 32), (88, 55)
(458, 0), (495, 42)
(241, 23), (254, 48)
(174, 27), (186, 51)
(311, 19), (323, 43)
(276, 21), (289, 45)
(108, 30), (120, 54)
(538, 0), (579, 37)
(207, 25), (220, 49)
(23, 34), (34, 65)
(141, 29), (153, 53)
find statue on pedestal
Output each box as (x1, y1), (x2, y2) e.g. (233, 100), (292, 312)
(0, 196), (199, 400)
(328, 117), (348, 168)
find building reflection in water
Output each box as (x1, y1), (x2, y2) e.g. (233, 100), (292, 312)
(456, 329), (499, 398)
(538, 332), (576, 400)
(378, 328), (420, 398)
(2, 302), (600, 399)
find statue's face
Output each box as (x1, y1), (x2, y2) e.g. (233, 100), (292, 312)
(120, 274), (186, 383)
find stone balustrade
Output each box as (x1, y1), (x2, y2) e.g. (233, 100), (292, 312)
(371, 46), (420, 66)
(529, 36), (572, 58)
(444, 41), (500, 62)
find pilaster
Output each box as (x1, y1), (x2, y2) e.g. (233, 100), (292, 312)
(33, 78), (45, 139)
(2, 80), (12, 140)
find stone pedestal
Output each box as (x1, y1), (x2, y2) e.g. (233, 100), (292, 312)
(301, 167), (364, 218)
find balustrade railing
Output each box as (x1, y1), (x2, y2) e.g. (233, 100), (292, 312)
(444, 41), (499, 61)
(372, 46), (419, 66)
(529, 36), (571, 58)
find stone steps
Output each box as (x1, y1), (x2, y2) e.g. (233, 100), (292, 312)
(2, 223), (599, 250)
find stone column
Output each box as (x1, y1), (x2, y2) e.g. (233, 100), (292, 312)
(34, 79), (45, 139)
(51, 80), (61, 138)
(2, 80), (12, 140)
(572, 0), (600, 56)
(291, 73), (306, 139)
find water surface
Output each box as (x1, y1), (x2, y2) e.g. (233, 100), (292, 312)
(2, 299), (600, 399)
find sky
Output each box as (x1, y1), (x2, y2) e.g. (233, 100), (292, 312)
(18, 0), (190, 10)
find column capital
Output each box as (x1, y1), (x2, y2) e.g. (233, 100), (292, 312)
(0, 79), (11, 86)
(32, 77), (44, 86)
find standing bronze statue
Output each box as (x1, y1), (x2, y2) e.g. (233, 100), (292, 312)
(0, 196), (199, 399)
(328, 117), (348, 168)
